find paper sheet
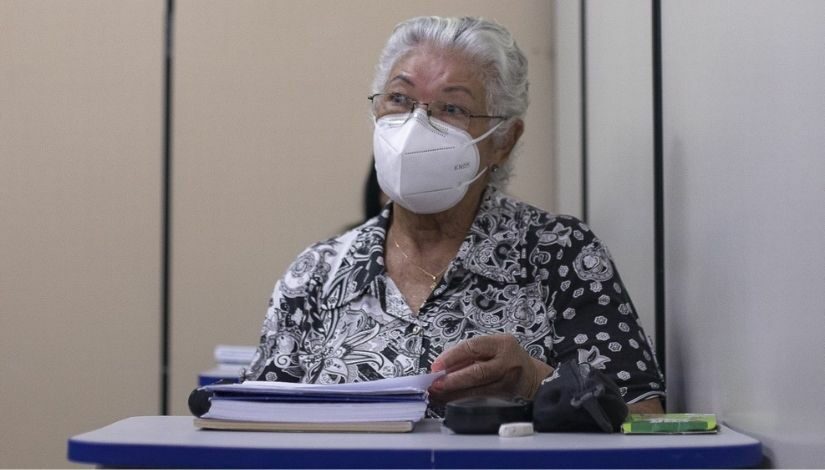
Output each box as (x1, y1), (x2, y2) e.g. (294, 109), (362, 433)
(204, 370), (446, 395)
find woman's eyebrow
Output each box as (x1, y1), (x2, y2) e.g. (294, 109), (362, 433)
(388, 75), (476, 101)
(388, 74), (415, 87)
(442, 85), (475, 100)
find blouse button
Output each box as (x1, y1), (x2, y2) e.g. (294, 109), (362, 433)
(412, 326), (422, 335)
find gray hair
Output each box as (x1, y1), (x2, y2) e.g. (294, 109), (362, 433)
(371, 16), (529, 189)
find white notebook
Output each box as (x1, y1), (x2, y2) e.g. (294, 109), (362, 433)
(202, 398), (428, 423)
(199, 371), (444, 425)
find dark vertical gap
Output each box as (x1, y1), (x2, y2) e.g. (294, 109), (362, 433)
(651, 0), (667, 388)
(579, 0), (589, 222)
(161, 0), (175, 416)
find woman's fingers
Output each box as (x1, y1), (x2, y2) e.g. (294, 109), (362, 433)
(429, 334), (552, 403)
(429, 375), (513, 404)
(431, 335), (500, 373)
(432, 355), (510, 393)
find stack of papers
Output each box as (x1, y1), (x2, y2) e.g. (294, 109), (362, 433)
(213, 345), (256, 369)
(193, 372), (444, 433)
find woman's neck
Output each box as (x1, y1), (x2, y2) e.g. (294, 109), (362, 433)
(389, 182), (488, 252)
(383, 182), (489, 313)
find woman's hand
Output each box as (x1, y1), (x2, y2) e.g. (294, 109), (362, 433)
(428, 334), (554, 404)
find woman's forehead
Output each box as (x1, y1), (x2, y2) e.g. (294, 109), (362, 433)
(387, 47), (485, 101)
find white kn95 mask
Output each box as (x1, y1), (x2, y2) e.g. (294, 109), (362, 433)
(373, 109), (503, 214)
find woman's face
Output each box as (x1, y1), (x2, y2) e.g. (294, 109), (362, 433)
(383, 46), (508, 174)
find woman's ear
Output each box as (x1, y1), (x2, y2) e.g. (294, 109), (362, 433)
(493, 119), (524, 165)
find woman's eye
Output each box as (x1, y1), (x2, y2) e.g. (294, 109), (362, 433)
(443, 103), (467, 116)
(389, 94), (410, 106)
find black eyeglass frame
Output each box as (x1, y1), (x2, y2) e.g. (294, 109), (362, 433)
(368, 93), (508, 123)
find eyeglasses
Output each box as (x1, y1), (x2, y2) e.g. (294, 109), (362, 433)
(368, 92), (507, 131)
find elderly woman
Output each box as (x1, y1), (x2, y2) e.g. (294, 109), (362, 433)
(246, 16), (665, 415)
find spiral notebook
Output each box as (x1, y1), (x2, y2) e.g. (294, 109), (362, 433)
(193, 372), (443, 433)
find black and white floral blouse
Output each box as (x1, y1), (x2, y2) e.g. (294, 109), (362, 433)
(246, 186), (665, 406)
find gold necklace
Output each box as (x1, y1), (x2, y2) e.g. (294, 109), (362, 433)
(392, 239), (448, 291)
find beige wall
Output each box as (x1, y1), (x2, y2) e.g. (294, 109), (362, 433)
(0, 1), (163, 467)
(169, 1), (556, 414)
(0, 2), (556, 465)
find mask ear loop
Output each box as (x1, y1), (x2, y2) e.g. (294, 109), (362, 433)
(463, 165), (489, 187)
(457, 120), (506, 188)
(467, 119), (506, 146)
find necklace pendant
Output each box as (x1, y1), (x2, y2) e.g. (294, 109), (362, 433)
(429, 274), (440, 291)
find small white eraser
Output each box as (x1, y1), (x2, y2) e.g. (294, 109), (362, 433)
(498, 422), (534, 437)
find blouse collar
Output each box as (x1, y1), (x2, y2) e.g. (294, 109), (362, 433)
(320, 185), (524, 309)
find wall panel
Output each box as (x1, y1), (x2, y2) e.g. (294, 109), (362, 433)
(662, 1), (825, 466)
(552, 1), (583, 217)
(0, 1), (163, 467)
(585, 1), (657, 350)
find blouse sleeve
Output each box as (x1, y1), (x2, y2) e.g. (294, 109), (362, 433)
(548, 220), (666, 404)
(244, 246), (321, 383)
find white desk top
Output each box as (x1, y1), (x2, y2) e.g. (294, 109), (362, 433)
(68, 415), (762, 468)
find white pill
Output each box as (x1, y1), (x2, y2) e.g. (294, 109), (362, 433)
(498, 422), (534, 437)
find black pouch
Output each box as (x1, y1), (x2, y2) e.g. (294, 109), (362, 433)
(443, 397), (532, 434)
(532, 358), (628, 432)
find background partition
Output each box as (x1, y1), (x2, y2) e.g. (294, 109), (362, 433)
(661, 1), (825, 466)
(553, 0), (659, 369)
(557, 0), (825, 467)
(582, 1), (656, 354)
(0, 1), (164, 467)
